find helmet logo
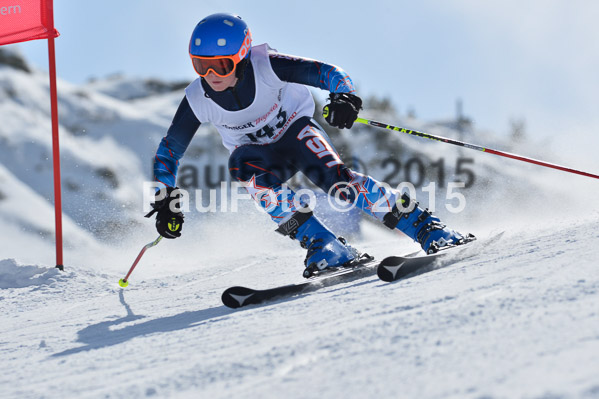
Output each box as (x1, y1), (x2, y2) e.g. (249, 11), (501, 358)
(195, 38), (201, 46)
(223, 19), (234, 27)
(238, 31), (251, 59)
(217, 38), (226, 46)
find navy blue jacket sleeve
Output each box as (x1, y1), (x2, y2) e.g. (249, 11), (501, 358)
(269, 52), (356, 94)
(153, 96), (201, 189)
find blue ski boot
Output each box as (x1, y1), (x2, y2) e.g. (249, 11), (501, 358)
(276, 208), (360, 278)
(383, 193), (474, 254)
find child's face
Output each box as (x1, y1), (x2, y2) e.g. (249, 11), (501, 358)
(203, 70), (238, 92)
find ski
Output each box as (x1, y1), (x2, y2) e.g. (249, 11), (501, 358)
(377, 235), (478, 282)
(222, 234), (496, 308)
(222, 255), (377, 309)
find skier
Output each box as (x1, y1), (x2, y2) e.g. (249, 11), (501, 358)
(147, 13), (471, 276)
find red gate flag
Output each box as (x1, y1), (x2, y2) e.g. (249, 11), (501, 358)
(0, 0), (63, 270)
(0, 0), (59, 45)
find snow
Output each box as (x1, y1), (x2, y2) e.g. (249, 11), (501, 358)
(0, 259), (62, 289)
(2, 50), (599, 399)
(2, 222), (599, 399)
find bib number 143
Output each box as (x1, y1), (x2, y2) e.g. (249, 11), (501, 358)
(245, 108), (288, 143)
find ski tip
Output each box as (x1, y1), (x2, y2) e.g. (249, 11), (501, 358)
(377, 256), (405, 282)
(222, 286), (257, 309)
(118, 278), (129, 288)
(376, 266), (394, 282)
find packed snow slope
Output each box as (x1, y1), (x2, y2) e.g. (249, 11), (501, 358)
(1, 217), (599, 399)
(2, 46), (599, 399)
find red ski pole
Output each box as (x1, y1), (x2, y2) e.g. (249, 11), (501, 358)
(119, 236), (163, 287)
(355, 117), (599, 180)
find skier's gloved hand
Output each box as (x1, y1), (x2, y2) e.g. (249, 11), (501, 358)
(323, 93), (362, 129)
(145, 186), (184, 239)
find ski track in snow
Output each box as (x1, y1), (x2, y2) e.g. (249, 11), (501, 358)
(1, 220), (599, 399)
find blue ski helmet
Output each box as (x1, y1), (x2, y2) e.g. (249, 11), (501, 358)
(189, 13), (252, 77)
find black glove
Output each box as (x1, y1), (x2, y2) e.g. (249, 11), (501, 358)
(323, 93), (362, 129)
(145, 186), (184, 239)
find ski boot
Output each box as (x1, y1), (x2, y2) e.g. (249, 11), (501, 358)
(276, 208), (361, 278)
(383, 193), (475, 254)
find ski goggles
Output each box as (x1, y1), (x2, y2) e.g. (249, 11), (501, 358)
(190, 30), (252, 78)
(191, 55), (239, 77)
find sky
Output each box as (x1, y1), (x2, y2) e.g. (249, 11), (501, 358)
(15, 0), (599, 164)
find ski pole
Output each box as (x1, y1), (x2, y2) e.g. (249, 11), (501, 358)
(355, 117), (599, 180)
(118, 236), (163, 287)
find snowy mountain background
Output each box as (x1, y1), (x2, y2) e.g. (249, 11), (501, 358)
(1, 46), (599, 399)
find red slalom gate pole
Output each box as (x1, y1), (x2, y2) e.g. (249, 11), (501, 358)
(119, 236), (163, 287)
(355, 118), (599, 180)
(48, 34), (64, 270)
